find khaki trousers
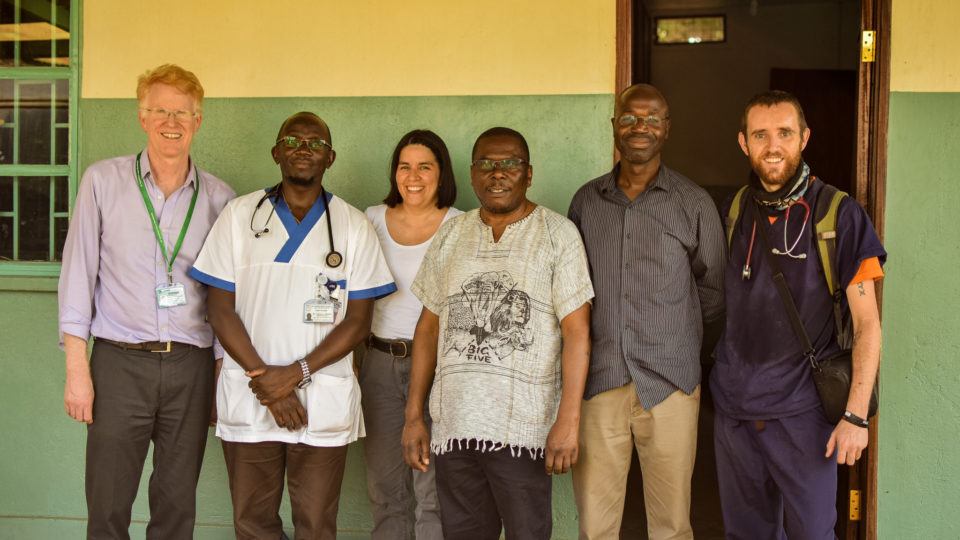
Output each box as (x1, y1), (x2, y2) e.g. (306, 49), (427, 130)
(572, 383), (700, 540)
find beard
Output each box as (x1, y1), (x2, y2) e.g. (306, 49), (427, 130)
(285, 174), (318, 187)
(749, 149), (802, 190)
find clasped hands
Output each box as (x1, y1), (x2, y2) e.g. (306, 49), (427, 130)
(247, 363), (306, 431)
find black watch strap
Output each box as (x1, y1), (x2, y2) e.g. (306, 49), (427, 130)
(842, 410), (869, 428)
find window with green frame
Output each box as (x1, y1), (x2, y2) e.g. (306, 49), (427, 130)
(0, 0), (78, 277)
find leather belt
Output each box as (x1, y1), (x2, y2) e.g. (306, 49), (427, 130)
(95, 337), (194, 353)
(368, 335), (412, 358)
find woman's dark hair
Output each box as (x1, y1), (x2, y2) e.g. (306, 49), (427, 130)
(383, 129), (457, 208)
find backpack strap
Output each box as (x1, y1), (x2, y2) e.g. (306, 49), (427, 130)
(726, 186), (750, 250)
(812, 180), (850, 345)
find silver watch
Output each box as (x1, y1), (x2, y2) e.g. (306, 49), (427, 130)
(296, 359), (312, 389)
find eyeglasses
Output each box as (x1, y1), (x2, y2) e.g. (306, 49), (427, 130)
(140, 107), (199, 123)
(616, 114), (667, 129)
(276, 136), (333, 152)
(471, 158), (528, 172)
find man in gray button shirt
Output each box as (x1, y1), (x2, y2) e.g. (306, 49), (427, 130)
(568, 83), (725, 539)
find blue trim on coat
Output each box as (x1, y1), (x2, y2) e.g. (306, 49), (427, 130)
(349, 282), (398, 300)
(274, 191), (334, 263)
(188, 267), (236, 292)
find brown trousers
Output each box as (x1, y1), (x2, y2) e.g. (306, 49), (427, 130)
(221, 440), (349, 540)
(85, 340), (214, 540)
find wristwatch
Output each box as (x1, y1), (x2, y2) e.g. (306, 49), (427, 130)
(296, 359), (312, 389)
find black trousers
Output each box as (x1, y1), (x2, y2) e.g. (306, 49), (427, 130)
(435, 446), (552, 540)
(85, 340), (214, 540)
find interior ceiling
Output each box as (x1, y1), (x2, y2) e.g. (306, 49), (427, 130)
(643, 0), (856, 11)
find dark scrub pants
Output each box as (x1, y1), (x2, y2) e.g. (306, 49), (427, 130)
(714, 407), (838, 540)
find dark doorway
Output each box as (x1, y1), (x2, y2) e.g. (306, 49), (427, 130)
(770, 67), (858, 194)
(615, 0), (889, 537)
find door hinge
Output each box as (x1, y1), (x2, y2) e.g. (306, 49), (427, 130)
(861, 31), (876, 62)
(849, 489), (862, 521)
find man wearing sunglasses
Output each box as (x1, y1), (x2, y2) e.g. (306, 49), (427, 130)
(568, 84), (726, 539)
(190, 112), (396, 539)
(58, 64), (236, 538)
(402, 127), (593, 539)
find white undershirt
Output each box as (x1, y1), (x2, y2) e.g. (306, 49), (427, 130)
(366, 204), (462, 340)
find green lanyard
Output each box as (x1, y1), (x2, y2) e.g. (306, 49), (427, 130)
(134, 151), (200, 283)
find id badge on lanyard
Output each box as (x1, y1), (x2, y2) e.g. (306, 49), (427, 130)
(156, 282), (188, 308)
(134, 151), (201, 309)
(304, 273), (341, 324)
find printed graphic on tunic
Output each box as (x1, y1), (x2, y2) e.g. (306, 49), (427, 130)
(444, 271), (534, 363)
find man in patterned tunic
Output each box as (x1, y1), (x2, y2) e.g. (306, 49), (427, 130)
(401, 127), (594, 539)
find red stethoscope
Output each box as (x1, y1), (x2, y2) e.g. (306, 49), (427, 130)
(741, 197), (811, 280)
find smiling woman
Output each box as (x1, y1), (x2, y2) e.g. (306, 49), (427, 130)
(361, 129), (461, 539)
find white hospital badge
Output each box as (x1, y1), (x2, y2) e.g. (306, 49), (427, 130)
(303, 298), (335, 324)
(156, 282), (187, 308)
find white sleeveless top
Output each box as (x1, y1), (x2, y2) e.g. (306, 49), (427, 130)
(365, 204), (462, 340)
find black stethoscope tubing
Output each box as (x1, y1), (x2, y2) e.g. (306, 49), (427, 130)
(250, 183), (343, 268)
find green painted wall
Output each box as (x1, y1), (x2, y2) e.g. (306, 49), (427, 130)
(878, 91), (960, 539)
(0, 94), (612, 538)
(80, 95), (614, 213)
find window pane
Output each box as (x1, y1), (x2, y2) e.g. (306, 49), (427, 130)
(0, 79), (12, 164)
(17, 81), (53, 164)
(656, 16), (725, 45)
(55, 78), (68, 123)
(0, 175), (10, 211)
(54, 214), (66, 258)
(54, 174), (67, 212)
(17, 176), (51, 260)
(55, 125), (67, 164)
(0, 0), (71, 67)
(0, 2), (13, 66)
(0, 215), (11, 259)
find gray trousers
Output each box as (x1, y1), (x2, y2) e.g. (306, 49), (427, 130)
(359, 344), (443, 540)
(85, 340), (214, 540)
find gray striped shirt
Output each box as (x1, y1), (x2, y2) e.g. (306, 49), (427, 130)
(568, 165), (725, 409)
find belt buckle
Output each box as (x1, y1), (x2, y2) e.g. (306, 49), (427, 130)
(389, 340), (409, 358)
(150, 341), (172, 353)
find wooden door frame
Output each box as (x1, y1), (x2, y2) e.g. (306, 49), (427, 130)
(614, 0), (891, 537)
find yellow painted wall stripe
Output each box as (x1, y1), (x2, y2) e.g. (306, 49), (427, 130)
(890, 0), (960, 92)
(83, 0), (616, 98)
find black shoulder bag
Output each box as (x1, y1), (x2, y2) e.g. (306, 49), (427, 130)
(752, 199), (878, 424)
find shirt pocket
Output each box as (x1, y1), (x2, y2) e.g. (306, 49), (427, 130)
(217, 369), (271, 429)
(303, 372), (360, 437)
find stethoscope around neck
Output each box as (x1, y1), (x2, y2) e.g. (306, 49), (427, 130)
(250, 182), (343, 268)
(741, 197), (811, 280)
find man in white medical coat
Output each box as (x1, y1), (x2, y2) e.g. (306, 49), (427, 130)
(190, 111), (396, 539)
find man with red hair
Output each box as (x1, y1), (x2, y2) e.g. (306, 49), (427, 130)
(59, 64), (234, 539)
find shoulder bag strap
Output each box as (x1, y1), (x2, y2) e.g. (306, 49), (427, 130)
(752, 199), (820, 371)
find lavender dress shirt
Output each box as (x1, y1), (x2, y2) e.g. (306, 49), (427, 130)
(58, 150), (235, 356)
